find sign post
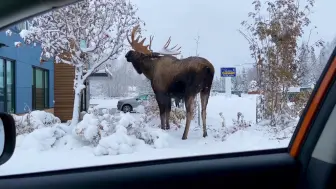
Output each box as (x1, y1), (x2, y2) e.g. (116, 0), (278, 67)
(220, 67), (236, 97)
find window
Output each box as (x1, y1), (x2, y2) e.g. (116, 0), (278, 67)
(32, 67), (49, 110)
(1, 0), (333, 178)
(138, 95), (148, 101)
(16, 21), (29, 31)
(0, 58), (15, 113)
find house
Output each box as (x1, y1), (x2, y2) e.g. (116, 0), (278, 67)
(0, 21), (54, 114)
(0, 20), (93, 122)
(88, 69), (111, 98)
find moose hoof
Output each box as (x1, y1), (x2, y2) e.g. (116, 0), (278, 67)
(182, 136), (187, 140)
(203, 132), (208, 138)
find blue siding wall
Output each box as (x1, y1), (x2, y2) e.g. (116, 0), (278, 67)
(0, 30), (54, 114)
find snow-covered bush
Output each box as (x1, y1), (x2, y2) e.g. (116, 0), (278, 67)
(73, 107), (118, 146)
(140, 95), (186, 129)
(127, 113), (170, 148)
(17, 126), (66, 151)
(248, 80), (258, 92)
(259, 116), (298, 140)
(73, 106), (170, 155)
(93, 112), (169, 156)
(13, 110), (61, 135)
(232, 112), (251, 128)
(93, 112), (138, 156)
(211, 112), (251, 141)
(219, 112), (225, 127)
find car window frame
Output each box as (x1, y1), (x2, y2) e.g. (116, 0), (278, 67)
(0, 0), (335, 180)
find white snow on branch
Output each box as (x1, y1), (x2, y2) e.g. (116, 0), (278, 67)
(105, 66), (113, 78)
(14, 42), (21, 47)
(5, 30), (12, 36)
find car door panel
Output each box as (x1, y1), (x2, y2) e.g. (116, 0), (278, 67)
(0, 150), (300, 189)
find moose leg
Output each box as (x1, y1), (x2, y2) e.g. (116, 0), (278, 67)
(165, 97), (172, 130)
(175, 99), (179, 108)
(182, 95), (195, 140)
(156, 93), (167, 130)
(200, 90), (211, 138)
(176, 98), (181, 108)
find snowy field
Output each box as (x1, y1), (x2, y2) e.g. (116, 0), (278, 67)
(0, 94), (293, 176)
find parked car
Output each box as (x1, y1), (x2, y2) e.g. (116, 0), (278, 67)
(117, 93), (154, 113)
(231, 90), (242, 97)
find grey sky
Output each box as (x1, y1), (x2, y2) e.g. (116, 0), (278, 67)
(129, 0), (336, 76)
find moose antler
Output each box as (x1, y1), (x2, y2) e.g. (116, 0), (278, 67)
(158, 37), (181, 55)
(127, 25), (181, 56)
(127, 25), (153, 55)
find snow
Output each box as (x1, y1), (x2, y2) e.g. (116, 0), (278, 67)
(0, 94), (293, 176)
(207, 94), (257, 126)
(14, 42), (21, 47)
(288, 87), (301, 93)
(19, 29), (31, 40)
(5, 30), (12, 36)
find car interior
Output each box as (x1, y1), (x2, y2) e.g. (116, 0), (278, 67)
(0, 0), (335, 189)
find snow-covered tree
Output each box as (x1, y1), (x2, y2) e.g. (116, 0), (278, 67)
(241, 68), (248, 92)
(315, 38), (336, 81)
(138, 79), (152, 94)
(211, 77), (221, 91)
(240, 0), (324, 125)
(246, 66), (258, 82)
(248, 80), (258, 92)
(231, 77), (239, 91)
(104, 58), (141, 97)
(15, 0), (141, 126)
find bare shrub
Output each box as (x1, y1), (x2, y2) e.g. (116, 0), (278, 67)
(140, 95), (186, 129)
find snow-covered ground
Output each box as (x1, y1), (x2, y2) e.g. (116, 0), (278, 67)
(0, 94), (293, 176)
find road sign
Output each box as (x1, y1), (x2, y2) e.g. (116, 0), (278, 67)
(220, 67), (236, 77)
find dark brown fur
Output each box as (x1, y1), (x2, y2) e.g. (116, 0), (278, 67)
(125, 50), (215, 140)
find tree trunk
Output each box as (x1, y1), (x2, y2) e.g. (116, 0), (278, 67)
(70, 66), (85, 128)
(71, 88), (82, 127)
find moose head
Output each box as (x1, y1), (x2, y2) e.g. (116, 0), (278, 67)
(124, 25), (181, 66)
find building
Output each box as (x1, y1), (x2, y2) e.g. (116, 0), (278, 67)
(0, 22), (54, 114)
(88, 69), (111, 97)
(54, 64), (107, 122)
(53, 63), (76, 122)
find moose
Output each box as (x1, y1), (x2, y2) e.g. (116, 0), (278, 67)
(174, 97), (184, 108)
(124, 25), (214, 140)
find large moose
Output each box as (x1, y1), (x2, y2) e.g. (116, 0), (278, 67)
(124, 25), (215, 140)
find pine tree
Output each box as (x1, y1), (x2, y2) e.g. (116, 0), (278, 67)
(231, 77), (238, 91)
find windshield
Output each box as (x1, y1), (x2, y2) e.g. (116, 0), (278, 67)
(0, 0), (333, 176)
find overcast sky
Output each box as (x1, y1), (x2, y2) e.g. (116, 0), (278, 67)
(129, 0), (335, 76)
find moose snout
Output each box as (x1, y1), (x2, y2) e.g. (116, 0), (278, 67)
(125, 51), (133, 62)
